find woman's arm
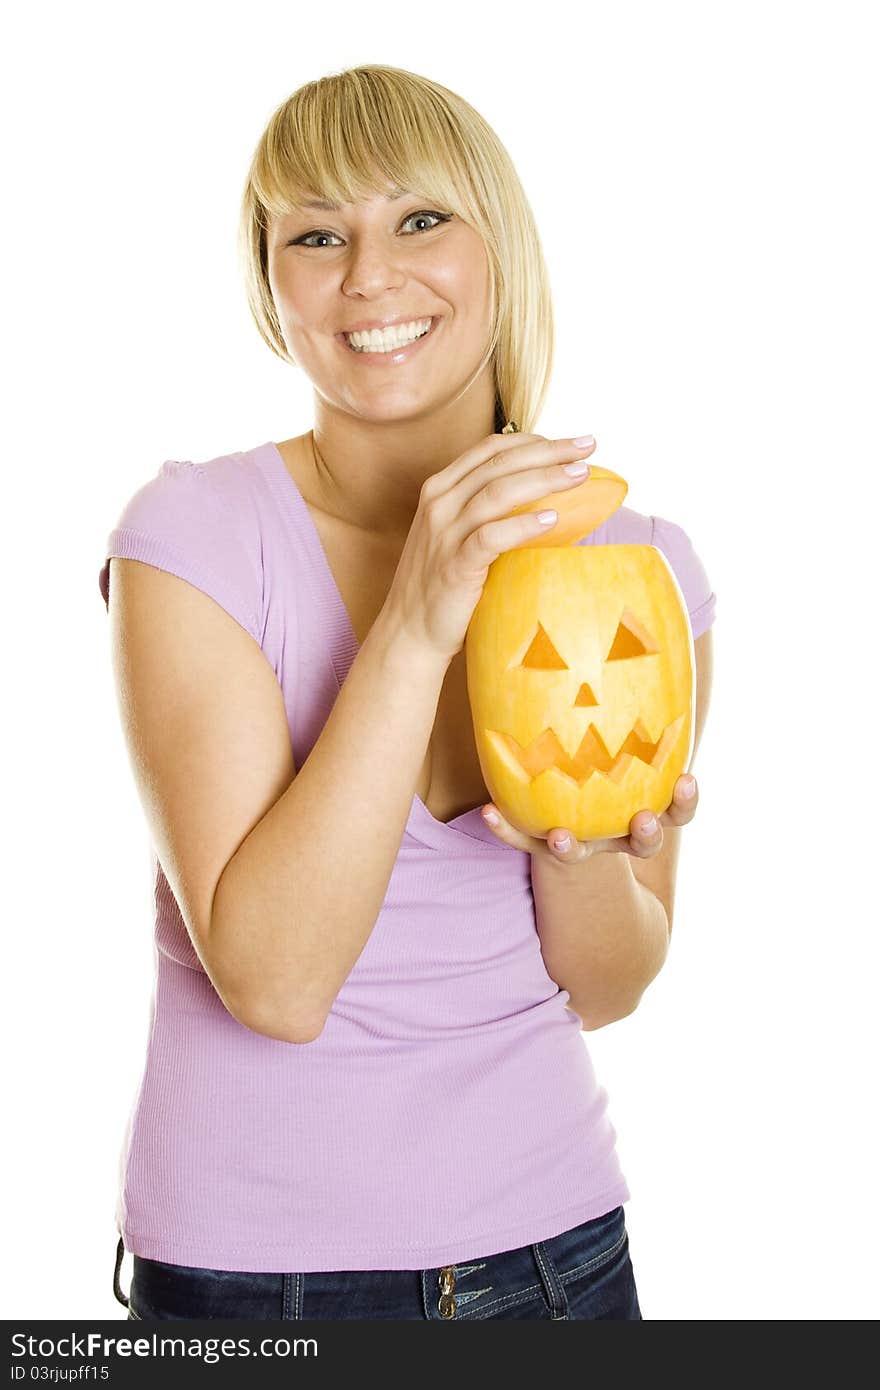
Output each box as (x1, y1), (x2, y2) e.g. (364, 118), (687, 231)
(532, 851), (671, 1030)
(530, 627), (714, 1028)
(212, 610), (451, 1041)
(108, 557), (450, 1045)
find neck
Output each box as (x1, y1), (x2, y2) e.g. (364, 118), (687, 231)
(303, 387), (500, 544)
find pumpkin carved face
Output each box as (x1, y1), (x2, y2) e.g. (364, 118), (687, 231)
(464, 473), (695, 841)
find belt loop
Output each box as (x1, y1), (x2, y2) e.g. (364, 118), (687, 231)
(112, 1237), (130, 1308)
(532, 1242), (569, 1320)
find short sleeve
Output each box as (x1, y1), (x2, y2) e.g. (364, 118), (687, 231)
(97, 457), (262, 644)
(650, 514), (717, 639)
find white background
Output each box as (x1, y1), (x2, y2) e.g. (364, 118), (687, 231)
(3, 0), (877, 1322)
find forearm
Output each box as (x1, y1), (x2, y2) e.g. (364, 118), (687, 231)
(211, 612), (449, 1042)
(531, 850), (670, 1030)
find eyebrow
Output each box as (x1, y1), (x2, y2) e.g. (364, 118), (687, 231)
(300, 187), (413, 211)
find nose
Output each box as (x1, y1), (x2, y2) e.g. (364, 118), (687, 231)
(341, 238), (410, 298)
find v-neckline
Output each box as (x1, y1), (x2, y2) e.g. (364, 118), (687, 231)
(260, 441), (507, 849)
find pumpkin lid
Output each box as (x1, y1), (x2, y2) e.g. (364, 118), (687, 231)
(504, 464), (629, 547)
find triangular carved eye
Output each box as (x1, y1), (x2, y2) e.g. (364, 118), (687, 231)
(520, 623), (568, 670)
(605, 609), (659, 661)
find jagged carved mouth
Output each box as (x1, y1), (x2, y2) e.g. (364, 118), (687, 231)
(486, 713), (687, 787)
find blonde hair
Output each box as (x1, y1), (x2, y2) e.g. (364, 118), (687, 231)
(237, 64), (554, 434)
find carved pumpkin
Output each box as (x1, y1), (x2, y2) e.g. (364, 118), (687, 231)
(464, 464), (695, 841)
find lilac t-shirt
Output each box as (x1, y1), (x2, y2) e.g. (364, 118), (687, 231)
(97, 440), (716, 1273)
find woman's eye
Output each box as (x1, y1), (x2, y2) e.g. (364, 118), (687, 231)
(290, 210), (450, 248)
(403, 210), (449, 234)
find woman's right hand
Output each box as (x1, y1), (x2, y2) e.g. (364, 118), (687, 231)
(383, 432), (598, 664)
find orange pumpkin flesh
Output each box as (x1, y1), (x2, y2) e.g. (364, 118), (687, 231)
(505, 465), (628, 547)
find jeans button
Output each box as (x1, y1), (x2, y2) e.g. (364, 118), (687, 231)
(438, 1292), (457, 1318)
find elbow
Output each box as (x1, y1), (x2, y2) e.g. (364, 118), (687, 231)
(236, 1003), (327, 1045)
(207, 873), (327, 1044)
(581, 1007), (636, 1032)
(578, 996), (642, 1032)
(260, 1020), (326, 1045)
(206, 917), (329, 1044)
(215, 980), (328, 1044)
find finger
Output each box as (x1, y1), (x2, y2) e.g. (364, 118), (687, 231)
(629, 811), (663, 856)
(660, 774), (699, 827)
(547, 828), (590, 863)
(480, 805), (534, 851)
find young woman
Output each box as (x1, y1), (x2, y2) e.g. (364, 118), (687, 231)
(100, 64), (715, 1321)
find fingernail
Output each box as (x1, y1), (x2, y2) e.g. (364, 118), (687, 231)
(642, 815), (657, 835)
(680, 777), (696, 798)
(482, 808), (500, 826)
(553, 833), (572, 852)
(571, 435), (595, 447)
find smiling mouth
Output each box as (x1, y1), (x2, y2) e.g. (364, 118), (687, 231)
(338, 317), (440, 355)
(487, 714), (687, 786)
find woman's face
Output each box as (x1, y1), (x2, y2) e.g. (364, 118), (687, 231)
(266, 186), (494, 423)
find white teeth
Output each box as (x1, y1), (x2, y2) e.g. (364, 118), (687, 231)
(346, 318), (433, 352)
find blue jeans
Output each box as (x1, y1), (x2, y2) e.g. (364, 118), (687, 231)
(113, 1206), (641, 1320)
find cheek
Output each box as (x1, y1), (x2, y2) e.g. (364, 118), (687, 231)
(429, 235), (491, 314)
(271, 259), (320, 311)
(458, 253), (492, 321)
(273, 282), (328, 338)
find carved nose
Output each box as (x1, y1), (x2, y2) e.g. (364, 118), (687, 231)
(574, 682), (599, 707)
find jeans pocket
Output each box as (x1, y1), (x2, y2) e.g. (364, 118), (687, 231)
(544, 1208), (641, 1320)
(554, 1206), (629, 1281)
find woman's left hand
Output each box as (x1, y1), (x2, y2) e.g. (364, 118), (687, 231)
(480, 773), (699, 862)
